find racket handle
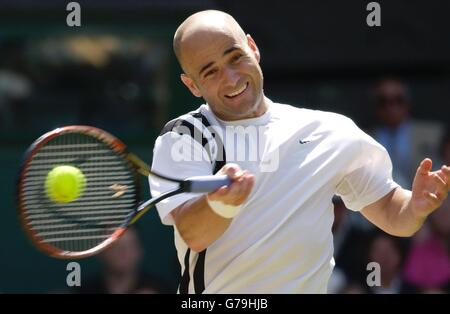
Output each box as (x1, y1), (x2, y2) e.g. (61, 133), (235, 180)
(184, 175), (231, 193)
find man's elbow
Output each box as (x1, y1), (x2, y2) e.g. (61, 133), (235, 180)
(180, 232), (209, 252)
(172, 209), (209, 252)
(386, 218), (423, 238)
(189, 241), (208, 253)
(399, 229), (419, 237)
(382, 227), (418, 238)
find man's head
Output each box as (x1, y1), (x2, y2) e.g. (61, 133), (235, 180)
(173, 10), (265, 121)
(372, 78), (411, 129)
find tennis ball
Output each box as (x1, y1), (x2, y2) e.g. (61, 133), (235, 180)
(45, 165), (86, 203)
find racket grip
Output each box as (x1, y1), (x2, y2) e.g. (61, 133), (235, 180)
(184, 175), (231, 193)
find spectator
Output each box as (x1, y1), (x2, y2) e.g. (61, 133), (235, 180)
(73, 227), (170, 294)
(331, 196), (371, 290)
(401, 132), (450, 293)
(370, 78), (444, 188)
(0, 39), (33, 129)
(402, 198), (450, 293)
(366, 231), (412, 294)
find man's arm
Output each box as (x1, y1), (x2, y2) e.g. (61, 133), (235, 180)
(361, 159), (450, 237)
(171, 163), (255, 252)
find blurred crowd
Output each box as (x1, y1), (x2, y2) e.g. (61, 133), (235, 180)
(70, 227), (172, 294)
(0, 36), (170, 133)
(1, 36), (449, 294)
(330, 78), (450, 294)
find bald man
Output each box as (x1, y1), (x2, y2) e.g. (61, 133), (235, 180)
(149, 10), (450, 293)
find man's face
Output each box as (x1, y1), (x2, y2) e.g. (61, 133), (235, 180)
(179, 29), (264, 120)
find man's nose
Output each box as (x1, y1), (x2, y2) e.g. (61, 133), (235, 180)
(222, 67), (240, 87)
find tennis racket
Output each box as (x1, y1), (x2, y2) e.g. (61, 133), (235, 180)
(17, 125), (230, 259)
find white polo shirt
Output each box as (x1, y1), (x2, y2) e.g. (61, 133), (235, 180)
(149, 100), (399, 294)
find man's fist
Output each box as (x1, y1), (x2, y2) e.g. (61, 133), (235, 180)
(207, 163), (255, 206)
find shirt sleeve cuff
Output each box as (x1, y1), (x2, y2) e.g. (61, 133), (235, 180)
(347, 179), (400, 212)
(155, 192), (202, 225)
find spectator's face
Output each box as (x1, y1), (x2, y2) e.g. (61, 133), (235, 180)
(369, 236), (401, 275)
(179, 28), (264, 121)
(100, 229), (142, 273)
(374, 80), (410, 128)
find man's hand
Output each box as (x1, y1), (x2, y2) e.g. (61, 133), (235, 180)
(172, 163), (255, 252)
(207, 163), (255, 206)
(410, 158), (450, 219)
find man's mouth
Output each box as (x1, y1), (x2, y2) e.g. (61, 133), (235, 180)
(225, 82), (248, 98)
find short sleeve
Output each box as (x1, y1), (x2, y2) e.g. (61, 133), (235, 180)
(149, 132), (212, 225)
(336, 122), (400, 212)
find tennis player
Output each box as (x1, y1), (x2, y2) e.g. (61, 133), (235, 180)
(149, 10), (450, 293)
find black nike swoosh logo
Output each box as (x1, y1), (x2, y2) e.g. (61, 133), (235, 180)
(299, 140), (311, 144)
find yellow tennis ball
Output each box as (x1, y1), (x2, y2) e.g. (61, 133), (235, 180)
(45, 165), (86, 203)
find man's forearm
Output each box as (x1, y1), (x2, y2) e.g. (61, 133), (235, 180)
(172, 195), (232, 252)
(362, 187), (427, 237)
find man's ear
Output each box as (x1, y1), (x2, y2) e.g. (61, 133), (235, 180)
(180, 74), (202, 98)
(247, 34), (260, 63)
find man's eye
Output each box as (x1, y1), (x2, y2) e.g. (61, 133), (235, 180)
(232, 54), (243, 63)
(205, 69), (217, 78)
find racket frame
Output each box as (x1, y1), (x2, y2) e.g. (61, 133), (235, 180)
(17, 125), (140, 259)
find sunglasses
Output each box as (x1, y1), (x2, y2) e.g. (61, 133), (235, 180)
(375, 95), (408, 107)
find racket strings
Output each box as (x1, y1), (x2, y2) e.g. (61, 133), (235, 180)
(21, 132), (138, 254)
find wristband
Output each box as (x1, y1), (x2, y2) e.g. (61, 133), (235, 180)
(206, 195), (242, 218)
